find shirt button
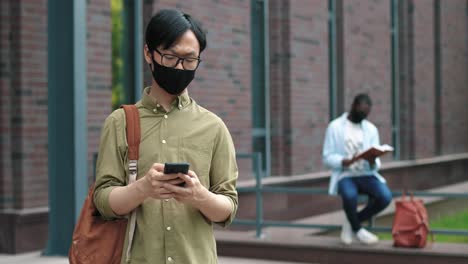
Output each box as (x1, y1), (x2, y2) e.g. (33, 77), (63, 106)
(156, 104), (160, 107)
(167, 257), (173, 262)
(153, 108), (157, 113)
(164, 114), (168, 119)
(166, 226), (172, 231)
(178, 104), (182, 108)
(162, 139), (166, 144)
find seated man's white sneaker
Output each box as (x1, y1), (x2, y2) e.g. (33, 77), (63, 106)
(356, 228), (379, 245)
(340, 221), (353, 245)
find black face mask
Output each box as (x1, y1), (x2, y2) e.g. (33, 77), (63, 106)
(149, 56), (196, 95)
(349, 110), (368, 123)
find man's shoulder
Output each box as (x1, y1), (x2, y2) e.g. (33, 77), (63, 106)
(192, 103), (234, 140)
(363, 119), (378, 132)
(107, 108), (125, 123)
(192, 102), (225, 125)
(328, 114), (346, 130)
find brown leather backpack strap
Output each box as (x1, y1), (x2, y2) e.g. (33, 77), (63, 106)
(121, 105), (141, 161)
(120, 104), (140, 262)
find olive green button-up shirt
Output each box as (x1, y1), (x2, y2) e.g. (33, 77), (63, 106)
(93, 87), (238, 264)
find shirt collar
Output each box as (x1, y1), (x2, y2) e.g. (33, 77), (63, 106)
(141, 87), (192, 112)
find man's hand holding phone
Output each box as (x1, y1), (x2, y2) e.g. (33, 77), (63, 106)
(139, 162), (210, 205)
(161, 164), (210, 206)
(163, 163), (190, 187)
(139, 163), (186, 200)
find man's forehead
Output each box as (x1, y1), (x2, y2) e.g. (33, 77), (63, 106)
(355, 103), (371, 109)
(161, 30), (200, 55)
(168, 46), (198, 56)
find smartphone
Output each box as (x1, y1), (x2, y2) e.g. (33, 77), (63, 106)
(163, 162), (190, 187)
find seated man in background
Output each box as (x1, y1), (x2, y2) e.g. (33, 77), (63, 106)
(322, 93), (392, 245)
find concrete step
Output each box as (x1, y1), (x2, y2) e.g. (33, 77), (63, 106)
(216, 231), (468, 264)
(216, 180), (468, 264)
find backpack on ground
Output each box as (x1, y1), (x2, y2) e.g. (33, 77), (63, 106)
(392, 191), (432, 248)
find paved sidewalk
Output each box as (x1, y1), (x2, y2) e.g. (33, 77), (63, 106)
(0, 251), (305, 264)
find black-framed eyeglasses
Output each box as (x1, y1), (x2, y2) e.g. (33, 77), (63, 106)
(154, 49), (201, 71)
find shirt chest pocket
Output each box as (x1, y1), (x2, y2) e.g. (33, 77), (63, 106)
(180, 139), (213, 187)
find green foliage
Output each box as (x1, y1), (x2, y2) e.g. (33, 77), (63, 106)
(112, 0), (124, 110)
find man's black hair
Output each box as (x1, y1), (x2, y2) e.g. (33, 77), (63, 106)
(145, 9), (207, 54)
(352, 93), (372, 107)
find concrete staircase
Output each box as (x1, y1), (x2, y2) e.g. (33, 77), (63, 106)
(216, 231), (468, 264)
(216, 180), (468, 263)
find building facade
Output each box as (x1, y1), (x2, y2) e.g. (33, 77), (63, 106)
(1, 0), (467, 254)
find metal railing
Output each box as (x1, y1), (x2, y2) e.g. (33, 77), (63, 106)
(234, 152), (468, 239)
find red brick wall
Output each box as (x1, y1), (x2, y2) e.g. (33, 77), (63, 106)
(413, 0), (436, 158)
(270, 0), (292, 175)
(343, 0), (393, 150)
(137, 0), (467, 177)
(18, 0), (48, 209)
(87, 0), (112, 183)
(269, 1), (330, 176)
(0, 0), (49, 209)
(289, 0), (329, 174)
(1, 1), (468, 210)
(2, 0), (468, 254)
(440, 0), (468, 155)
(144, 1), (253, 180)
(0, 0), (112, 209)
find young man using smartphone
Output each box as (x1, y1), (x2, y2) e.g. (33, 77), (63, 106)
(94, 9), (238, 263)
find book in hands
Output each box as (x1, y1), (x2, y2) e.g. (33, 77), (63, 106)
(355, 144), (394, 161)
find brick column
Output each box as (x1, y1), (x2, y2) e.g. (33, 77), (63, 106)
(87, 0), (112, 183)
(0, 0), (49, 254)
(413, 0), (436, 158)
(269, 0), (292, 175)
(0, 0), (13, 211)
(0, 0), (112, 253)
(288, 0), (330, 174)
(439, 0), (468, 154)
(398, 0), (416, 160)
(343, 0), (393, 155)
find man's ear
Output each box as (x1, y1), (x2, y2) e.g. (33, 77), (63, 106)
(143, 44), (152, 64)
